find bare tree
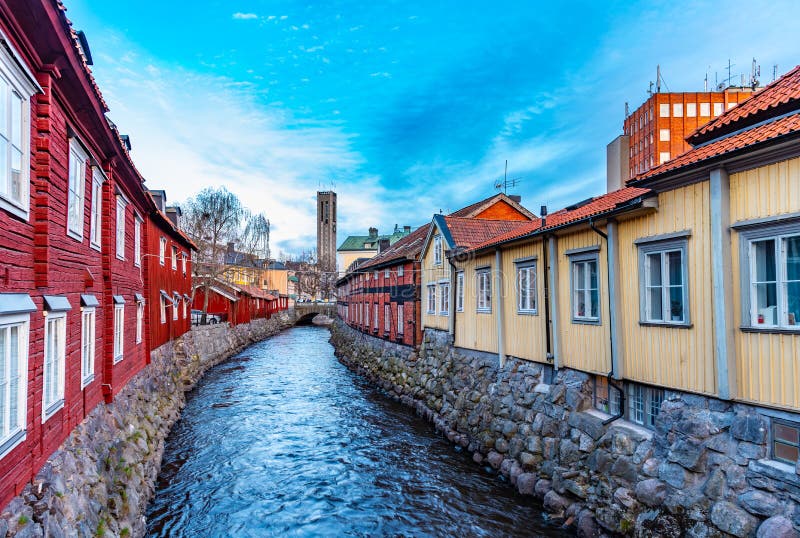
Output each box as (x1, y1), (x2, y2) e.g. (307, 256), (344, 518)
(183, 187), (248, 319)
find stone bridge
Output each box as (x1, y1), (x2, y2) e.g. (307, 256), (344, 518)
(291, 302), (336, 325)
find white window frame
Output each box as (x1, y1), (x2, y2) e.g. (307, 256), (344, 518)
(659, 103), (669, 117)
(426, 284), (436, 314)
(385, 268), (390, 278)
(397, 304), (404, 335)
(398, 265), (404, 277)
(738, 221), (800, 331)
(0, 46), (35, 220)
(89, 168), (104, 250)
(159, 237), (166, 265)
(171, 246), (178, 271)
(136, 301), (144, 343)
(373, 303), (378, 330)
(637, 236), (690, 326)
(569, 251), (600, 324)
(67, 139), (88, 240)
(700, 102), (710, 116)
(182, 253), (187, 275)
(160, 296), (166, 324)
(433, 234), (443, 266)
(686, 102), (697, 117)
(113, 303), (124, 363)
(439, 280), (450, 315)
(43, 312), (66, 421)
(115, 195), (127, 260)
(384, 303), (390, 333)
(659, 152), (670, 165)
(659, 129), (670, 142)
(172, 297), (179, 321)
(134, 215), (142, 267)
(182, 297), (188, 320)
(627, 383), (664, 429)
(455, 271), (464, 312)
(516, 260), (537, 314)
(80, 307), (96, 388)
(713, 102), (724, 116)
(0, 313), (29, 456)
(672, 103), (683, 117)
(476, 268), (491, 313)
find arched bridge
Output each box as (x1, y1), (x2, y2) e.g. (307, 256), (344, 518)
(292, 302), (336, 325)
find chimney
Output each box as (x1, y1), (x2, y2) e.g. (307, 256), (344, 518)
(379, 238), (390, 252)
(368, 227), (378, 239)
(509, 195), (522, 203)
(606, 134), (630, 192)
(403, 225), (411, 234)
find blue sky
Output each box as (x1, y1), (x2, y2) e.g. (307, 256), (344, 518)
(66, 0), (800, 256)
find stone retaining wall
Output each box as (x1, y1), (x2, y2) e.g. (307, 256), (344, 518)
(0, 314), (292, 538)
(330, 320), (800, 538)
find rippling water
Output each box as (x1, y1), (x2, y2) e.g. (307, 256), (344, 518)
(145, 326), (566, 537)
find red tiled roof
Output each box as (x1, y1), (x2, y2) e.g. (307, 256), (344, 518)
(636, 112), (800, 180)
(358, 224), (430, 270)
(448, 193), (535, 219)
(466, 187), (652, 252)
(237, 284), (272, 300)
(444, 216), (531, 250)
(689, 65), (800, 143)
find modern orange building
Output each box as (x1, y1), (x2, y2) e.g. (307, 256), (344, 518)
(623, 87), (756, 179)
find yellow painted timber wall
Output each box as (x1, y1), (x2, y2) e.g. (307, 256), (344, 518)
(453, 253), (497, 353)
(421, 226), (451, 331)
(556, 229), (611, 375)
(730, 157), (800, 410)
(617, 182), (716, 395)
(502, 241), (548, 362)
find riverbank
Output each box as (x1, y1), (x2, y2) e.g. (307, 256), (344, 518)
(0, 314), (293, 538)
(330, 319), (800, 538)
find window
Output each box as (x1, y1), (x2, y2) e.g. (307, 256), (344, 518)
(172, 297), (179, 321)
(160, 296), (166, 324)
(0, 313), (29, 455)
(113, 302), (124, 362)
(182, 253), (187, 275)
(439, 281), (450, 315)
(627, 384), (663, 429)
(700, 102), (711, 116)
(659, 103), (669, 117)
(365, 302), (370, 326)
(638, 238), (689, 325)
(772, 419), (799, 464)
(80, 308), (95, 388)
(136, 301), (144, 344)
(398, 265), (404, 277)
(593, 376), (621, 415)
(182, 298), (187, 320)
(43, 313), (66, 420)
(571, 254), (599, 322)
(67, 139), (88, 239)
(659, 152), (670, 165)
(517, 261), (537, 313)
(659, 129), (670, 142)
(433, 235), (443, 265)
(456, 271), (464, 312)
(159, 237), (166, 265)
(134, 216), (142, 267)
(384, 304), (390, 332)
(90, 169), (103, 249)
(713, 102), (724, 116)
(744, 232), (800, 329)
(373, 271), (378, 281)
(0, 52), (35, 219)
(115, 196), (126, 260)
(427, 284), (436, 314)
(172, 246), (178, 270)
(672, 103), (683, 117)
(397, 304), (404, 335)
(686, 103), (697, 117)
(476, 268), (491, 312)
(727, 102), (736, 110)
(373, 303), (378, 330)
(385, 269), (390, 278)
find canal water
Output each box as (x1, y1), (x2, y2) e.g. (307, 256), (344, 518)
(145, 326), (567, 537)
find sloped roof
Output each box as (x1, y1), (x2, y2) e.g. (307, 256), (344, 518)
(145, 191), (196, 250)
(448, 193), (536, 220)
(337, 227), (411, 251)
(443, 216), (532, 250)
(358, 224), (430, 270)
(689, 65), (800, 144)
(466, 187), (652, 253)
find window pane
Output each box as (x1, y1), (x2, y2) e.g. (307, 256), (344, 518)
(787, 236), (800, 281)
(648, 287), (663, 320)
(0, 137), (8, 195)
(754, 240), (776, 281)
(755, 283), (778, 324)
(10, 147), (21, 202)
(648, 253), (662, 286)
(589, 261), (598, 289)
(788, 282), (800, 326)
(667, 251), (682, 285)
(774, 423), (800, 444)
(10, 92), (21, 148)
(0, 327), (6, 435)
(590, 288), (599, 318)
(669, 286), (684, 321)
(575, 289), (585, 317)
(774, 442), (799, 463)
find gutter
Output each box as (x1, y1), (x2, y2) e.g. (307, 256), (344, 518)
(447, 256), (457, 340)
(495, 248), (505, 368)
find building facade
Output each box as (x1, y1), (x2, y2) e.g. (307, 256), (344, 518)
(317, 190), (337, 275)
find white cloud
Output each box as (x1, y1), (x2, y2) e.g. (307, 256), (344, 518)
(232, 12), (258, 20)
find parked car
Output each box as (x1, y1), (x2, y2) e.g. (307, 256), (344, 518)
(191, 309), (223, 325)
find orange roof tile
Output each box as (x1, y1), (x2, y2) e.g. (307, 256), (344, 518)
(636, 112), (800, 180)
(443, 216), (531, 250)
(689, 65), (800, 143)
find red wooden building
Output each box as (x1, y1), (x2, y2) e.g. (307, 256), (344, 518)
(144, 190), (195, 350)
(336, 225), (428, 347)
(193, 280), (286, 326)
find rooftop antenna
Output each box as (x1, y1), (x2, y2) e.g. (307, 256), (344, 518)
(647, 81), (653, 97)
(750, 58), (760, 89)
(656, 65), (661, 93)
(726, 59), (735, 88)
(624, 101), (629, 119)
(773, 64), (778, 82)
(494, 160), (522, 194)
(704, 71), (708, 92)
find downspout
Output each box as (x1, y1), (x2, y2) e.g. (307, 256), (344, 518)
(589, 218), (625, 425)
(495, 248), (505, 368)
(447, 257), (457, 342)
(542, 235), (552, 360)
(547, 236), (560, 370)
